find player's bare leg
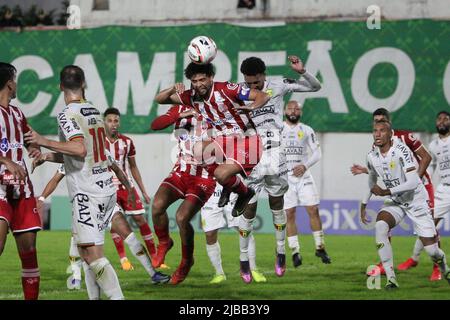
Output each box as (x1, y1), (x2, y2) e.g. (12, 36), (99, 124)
(305, 205), (331, 264)
(205, 229), (226, 284)
(14, 231), (40, 300)
(286, 207), (303, 268)
(0, 219), (8, 256)
(111, 211), (170, 284)
(151, 185), (179, 267)
(132, 214), (157, 262)
(170, 199), (203, 285)
(375, 211), (398, 290)
(78, 244), (124, 300)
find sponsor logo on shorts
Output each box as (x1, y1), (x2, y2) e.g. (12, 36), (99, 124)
(76, 193), (94, 227)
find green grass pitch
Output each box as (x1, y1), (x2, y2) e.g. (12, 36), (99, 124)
(0, 231), (449, 300)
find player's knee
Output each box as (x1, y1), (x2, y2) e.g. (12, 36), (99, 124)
(175, 211), (189, 226)
(152, 198), (166, 216)
(375, 220), (389, 238)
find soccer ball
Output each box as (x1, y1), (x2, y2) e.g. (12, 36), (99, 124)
(187, 36), (217, 64)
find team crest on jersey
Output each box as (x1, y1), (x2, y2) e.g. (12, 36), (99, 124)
(389, 160), (396, 169)
(265, 89), (273, 97)
(297, 131), (304, 140)
(227, 83), (239, 90)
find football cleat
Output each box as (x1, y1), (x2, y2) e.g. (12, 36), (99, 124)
(66, 275), (81, 290)
(251, 269), (267, 283)
(315, 249), (331, 264)
(120, 257), (134, 271)
(209, 274), (227, 284)
(153, 238), (174, 268)
(430, 264), (442, 281)
(367, 262), (385, 276)
(385, 277), (399, 290)
(218, 188), (231, 208)
(240, 260), (252, 284)
(275, 252), (286, 277)
(151, 271), (171, 284)
(292, 253), (302, 268)
(170, 258), (194, 285)
(232, 188), (255, 217)
(397, 258), (418, 271)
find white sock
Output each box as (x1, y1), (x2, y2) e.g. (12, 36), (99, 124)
(272, 209), (286, 254)
(89, 257), (124, 300)
(411, 237), (423, 262)
(288, 235), (300, 255)
(375, 220), (396, 281)
(248, 233), (257, 270)
(239, 215), (254, 261)
(69, 237), (82, 280)
(312, 230), (325, 250)
(124, 232), (155, 277)
(206, 242), (224, 276)
(423, 243), (449, 274)
(82, 261), (100, 300)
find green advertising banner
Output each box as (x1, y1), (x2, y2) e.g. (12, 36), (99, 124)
(1, 20), (450, 134)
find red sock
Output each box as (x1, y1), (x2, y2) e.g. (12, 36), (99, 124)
(19, 248), (40, 300)
(221, 176), (248, 195)
(181, 244), (194, 261)
(139, 224), (156, 256)
(154, 224), (170, 244)
(111, 232), (126, 259)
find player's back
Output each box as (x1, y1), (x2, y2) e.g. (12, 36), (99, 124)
(57, 102), (115, 199)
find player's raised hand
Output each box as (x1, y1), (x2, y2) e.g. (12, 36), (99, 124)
(288, 55), (306, 74)
(3, 158), (26, 181)
(351, 164), (368, 175)
(360, 203), (369, 224)
(179, 109), (198, 119)
(174, 83), (185, 94)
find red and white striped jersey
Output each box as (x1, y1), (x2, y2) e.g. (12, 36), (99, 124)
(0, 104), (34, 199)
(163, 105), (213, 179)
(176, 82), (255, 137)
(105, 134), (135, 189)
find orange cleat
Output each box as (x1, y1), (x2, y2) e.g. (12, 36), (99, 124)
(152, 238), (174, 268)
(430, 264), (442, 281)
(397, 258), (418, 271)
(170, 258), (194, 285)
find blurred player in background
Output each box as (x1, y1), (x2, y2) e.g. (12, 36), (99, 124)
(282, 101), (331, 267)
(0, 62), (42, 300)
(360, 119), (450, 289)
(351, 108), (438, 280)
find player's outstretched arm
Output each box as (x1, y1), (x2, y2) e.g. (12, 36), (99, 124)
(128, 157), (151, 204)
(109, 161), (136, 209)
(351, 164), (369, 175)
(24, 130), (86, 158)
(155, 84), (184, 105)
(37, 171), (65, 211)
(414, 145), (432, 178)
(237, 89), (270, 111)
(287, 55), (321, 92)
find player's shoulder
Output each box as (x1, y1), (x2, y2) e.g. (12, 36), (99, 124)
(300, 122), (315, 133)
(118, 133), (133, 143)
(394, 139), (412, 156)
(395, 129), (422, 144)
(8, 104), (26, 119)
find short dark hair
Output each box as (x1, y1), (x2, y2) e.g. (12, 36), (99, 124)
(240, 57), (266, 76)
(437, 110), (450, 118)
(372, 107), (391, 121)
(60, 65), (85, 90)
(184, 62), (215, 79)
(104, 107), (121, 118)
(0, 62), (16, 90)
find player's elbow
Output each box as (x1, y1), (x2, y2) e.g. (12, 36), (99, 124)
(311, 82), (321, 92)
(77, 145), (87, 158)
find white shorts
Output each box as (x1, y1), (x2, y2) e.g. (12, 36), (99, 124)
(246, 147), (289, 204)
(380, 200), (436, 238)
(283, 173), (320, 209)
(201, 186), (239, 232)
(72, 193), (117, 246)
(433, 184), (450, 220)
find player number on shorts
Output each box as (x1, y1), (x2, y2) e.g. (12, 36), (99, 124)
(89, 127), (107, 163)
